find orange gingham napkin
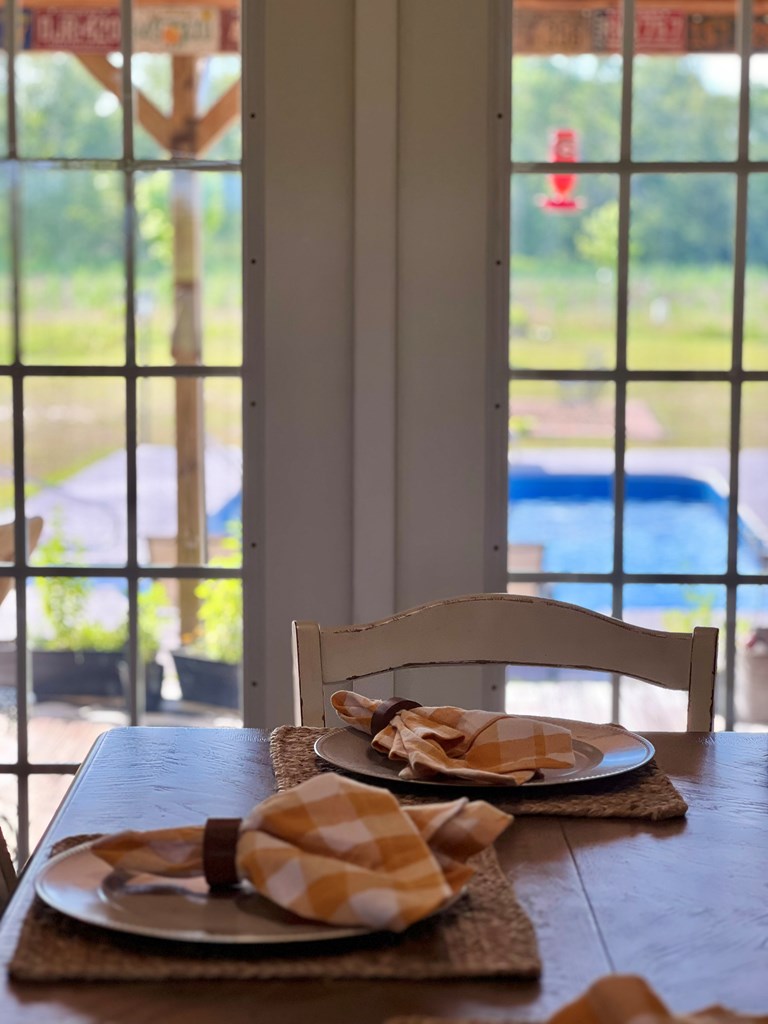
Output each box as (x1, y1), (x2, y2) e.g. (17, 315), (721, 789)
(386, 975), (768, 1024)
(332, 690), (576, 785)
(92, 773), (512, 933)
(548, 975), (768, 1024)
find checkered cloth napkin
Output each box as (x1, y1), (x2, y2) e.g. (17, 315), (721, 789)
(546, 974), (768, 1024)
(332, 690), (576, 785)
(387, 975), (768, 1024)
(92, 773), (512, 932)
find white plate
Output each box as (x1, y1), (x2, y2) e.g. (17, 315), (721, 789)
(314, 717), (654, 789)
(36, 842), (376, 944)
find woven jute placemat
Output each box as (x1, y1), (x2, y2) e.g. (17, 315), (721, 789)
(270, 726), (688, 820)
(10, 834), (540, 983)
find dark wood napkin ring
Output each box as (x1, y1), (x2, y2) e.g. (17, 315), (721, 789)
(370, 697), (423, 737)
(203, 817), (242, 889)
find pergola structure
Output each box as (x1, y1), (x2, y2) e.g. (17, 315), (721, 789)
(3, 0), (241, 639)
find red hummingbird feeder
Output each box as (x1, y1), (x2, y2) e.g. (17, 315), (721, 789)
(537, 128), (585, 212)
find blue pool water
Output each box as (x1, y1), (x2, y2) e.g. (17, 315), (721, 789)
(508, 471), (767, 608)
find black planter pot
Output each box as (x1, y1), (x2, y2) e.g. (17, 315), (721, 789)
(172, 651), (240, 710)
(31, 650), (125, 702)
(31, 650), (164, 708)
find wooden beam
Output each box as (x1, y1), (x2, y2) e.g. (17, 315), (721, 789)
(196, 81), (240, 157)
(169, 54), (199, 155)
(170, 56), (207, 642)
(135, 93), (174, 153)
(75, 54), (172, 151)
(74, 52), (120, 94)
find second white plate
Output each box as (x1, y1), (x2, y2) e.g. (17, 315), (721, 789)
(314, 716), (654, 789)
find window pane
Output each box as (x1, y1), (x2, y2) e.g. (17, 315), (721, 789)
(125, 576), (242, 726)
(511, 50), (621, 163)
(170, 577), (242, 718)
(632, 57), (738, 162)
(750, 29), (768, 160)
(132, 54), (171, 161)
(508, 381), (616, 576)
(628, 174), (735, 370)
(0, 376), (11, 512)
(25, 377), (127, 567)
(27, 573), (129, 761)
(744, 175), (768, 371)
(740, 384), (768, 576)
(137, 376), (242, 569)
(0, 775), (17, 865)
(16, 52), (122, 160)
(132, 4), (241, 162)
(736, 585), (768, 729)
(136, 170), (242, 367)
(621, 583), (725, 730)
(506, 584), (614, 722)
(20, 169), (125, 366)
(625, 383), (731, 575)
(29, 774), (75, 851)
(0, 638), (18, 764)
(0, 167), (10, 363)
(619, 674), (688, 730)
(511, 174), (618, 370)
(203, 55), (242, 161)
(0, 30), (6, 156)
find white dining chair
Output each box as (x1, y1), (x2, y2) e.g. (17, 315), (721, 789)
(292, 593), (719, 731)
(0, 826), (15, 917)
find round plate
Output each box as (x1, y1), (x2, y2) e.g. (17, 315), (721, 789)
(314, 717), (654, 789)
(36, 842), (374, 944)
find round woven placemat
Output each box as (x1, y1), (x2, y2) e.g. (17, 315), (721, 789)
(270, 726), (688, 820)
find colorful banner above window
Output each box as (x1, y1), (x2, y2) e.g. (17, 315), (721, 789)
(0, 5), (240, 54)
(514, 7), (765, 54)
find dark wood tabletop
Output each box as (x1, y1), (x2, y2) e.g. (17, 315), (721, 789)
(0, 728), (766, 1023)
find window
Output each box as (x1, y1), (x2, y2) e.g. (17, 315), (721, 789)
(505, 0), (768, 730)
(0, 0), (246, 865)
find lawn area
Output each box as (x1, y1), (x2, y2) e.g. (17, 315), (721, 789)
(509, 260), (768, 449)
(0, 269), (241, 509)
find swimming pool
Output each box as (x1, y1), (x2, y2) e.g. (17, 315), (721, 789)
(508, 469), (767, 607)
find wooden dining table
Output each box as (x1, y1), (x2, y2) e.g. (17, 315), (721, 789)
(0, 727), (766, 1023)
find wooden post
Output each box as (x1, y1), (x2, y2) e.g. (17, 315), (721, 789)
(171, 56), (206, 644)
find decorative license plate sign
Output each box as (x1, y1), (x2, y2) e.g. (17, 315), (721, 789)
(0, 6), (240, 54)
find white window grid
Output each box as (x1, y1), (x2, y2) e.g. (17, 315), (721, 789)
(0, 0), (263, 865)
(499, 0), (768, 725)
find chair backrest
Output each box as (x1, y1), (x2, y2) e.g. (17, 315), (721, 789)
(0, 517), (44, 607)
(292, 593), (719, 731)
(0, 826), (16, 917)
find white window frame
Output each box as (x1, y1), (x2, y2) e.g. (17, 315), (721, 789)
(503, 0), (768, 726)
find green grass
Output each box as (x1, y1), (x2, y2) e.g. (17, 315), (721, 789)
(0, 269), (242, 508)
(0, 262), (765, 511)
(509, 260), (768, 449)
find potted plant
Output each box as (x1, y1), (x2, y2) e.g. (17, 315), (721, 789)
(172, 528), (242, 710)
(31, 526), (165, 706)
